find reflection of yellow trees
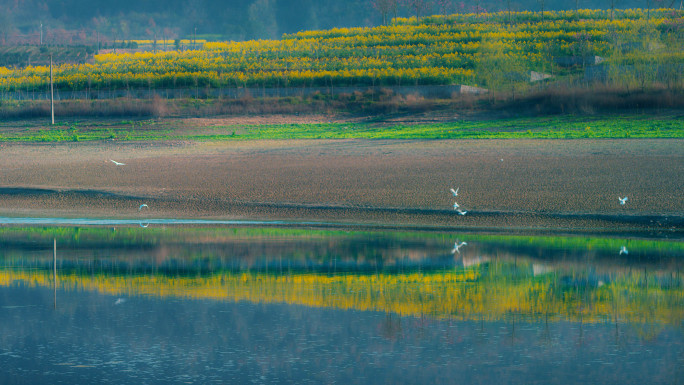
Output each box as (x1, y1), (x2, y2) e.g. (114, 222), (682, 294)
(2, 265), (682, 325)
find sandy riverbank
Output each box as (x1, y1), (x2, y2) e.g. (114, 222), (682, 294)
(0, 138), (681, 236)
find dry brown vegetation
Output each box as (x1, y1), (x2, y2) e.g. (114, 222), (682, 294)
(2, 85), (682, 120)
(496, 85), (684, 115)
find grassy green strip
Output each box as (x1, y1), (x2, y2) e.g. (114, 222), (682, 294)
(216, 115), (684, 140)
(0, 114), (682, 142)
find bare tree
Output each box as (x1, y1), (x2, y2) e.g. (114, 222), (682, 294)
(407, 0), (431, 18)
(0, 11), (15, 45)
(406, 0), (431, 18)
(118, 19), (131, 41)
(372, 0), (400, 24)
(373, 0), (392, 24)
(471, 0), (486, 16)
(537, 0), (546, 23)
(162, 27), (178, 51)
(389, 0), (400, 21)
(505, 0), (513, 23)
(436, 0), (452, 15)
(607, 0), (621, 20)
(146, 17), (158, 52)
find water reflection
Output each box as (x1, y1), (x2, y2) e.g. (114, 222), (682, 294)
(0, 226), (682, 384)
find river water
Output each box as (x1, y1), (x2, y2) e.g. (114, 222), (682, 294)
(0, 225), (682, 384)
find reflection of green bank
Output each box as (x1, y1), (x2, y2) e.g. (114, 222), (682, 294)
(473, 234), (684, 255)
(0, 226), (682, 255)
(0, 226), (682, 325)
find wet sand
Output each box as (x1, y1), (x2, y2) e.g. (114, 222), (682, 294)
(0, 139), (682, 236)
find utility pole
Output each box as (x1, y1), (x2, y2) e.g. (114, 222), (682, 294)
(53, 238), (57, 309)
(50, 54), (54, 125)
(194, 27), (197, 50)
(40, 22), (43, 45)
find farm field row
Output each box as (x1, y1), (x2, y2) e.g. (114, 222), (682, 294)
(0, 9), (682, 93)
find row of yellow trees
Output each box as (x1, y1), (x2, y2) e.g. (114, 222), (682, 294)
(0, 9), (682, 93)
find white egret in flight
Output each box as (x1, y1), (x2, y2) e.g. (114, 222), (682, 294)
(450, 188), (459, 197)
(457, 209), (467, 215)
(452, 241), (467, 254)
(453, 202), (460, 210)
(619, 246), (628, 255)
(619, 196), (628, 205)
(138, 204), (149, 211)
(109, 159), (125, 166)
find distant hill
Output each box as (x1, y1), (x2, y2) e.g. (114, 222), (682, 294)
(0, 0), (678, 44)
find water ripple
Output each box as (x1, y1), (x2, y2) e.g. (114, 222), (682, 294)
(0, 216), (329, 226)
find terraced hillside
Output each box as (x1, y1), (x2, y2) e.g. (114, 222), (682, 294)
(0, 9), (682, 95)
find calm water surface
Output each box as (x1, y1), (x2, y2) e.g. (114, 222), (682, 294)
(0, 226), (682, 384)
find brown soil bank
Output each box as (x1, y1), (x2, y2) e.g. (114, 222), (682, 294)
(0, 139), (681, 237)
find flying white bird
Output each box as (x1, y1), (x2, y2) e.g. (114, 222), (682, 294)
(114, 298), (126, 305)
(619, 196), (628, 205)
(450, 188), (459, 197)
(109, 159), (125, 166)
(139, 222), (149, 228)
(453, 202), (460, 209)
(457, 209), (467, 215)
(138, 204), (149, 211)
(619, 246), (628, 255)
(452, 241), (468, 254)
